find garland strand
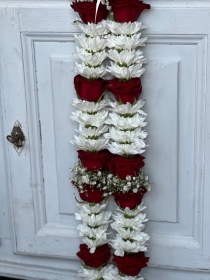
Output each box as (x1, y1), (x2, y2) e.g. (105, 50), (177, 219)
(70, 0), (151, 279)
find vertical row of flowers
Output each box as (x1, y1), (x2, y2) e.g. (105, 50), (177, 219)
(70, 1), (112, 279)
(70, 0), (152, 279)
(104, 0), (151, 279)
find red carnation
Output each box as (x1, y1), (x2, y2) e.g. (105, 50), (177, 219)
(113, 252), (149, 276)
(78, 150), (111, 171)
(106, 78), (142, 104)
(113, 189), (147, 209)
(110, 0), (150, 23)
(74, 75), (106, 102)
(73, 183), (105, 203)
(77, 244), (111, 268)
(71, 1), (109, 24)
(108, 154), (145, 180)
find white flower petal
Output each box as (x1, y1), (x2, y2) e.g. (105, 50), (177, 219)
(77, 125), (109, 137)
(75, 210), (112, 227)
(74, 20), (109, 37)
(75, 34), (107, 52)
(107, 62), (145, 79)
(70, 136), (109, 151)
(107, 34), (147, 50)
(111, 235), (149, 256)
(107, 20), (146, 35)
(71, 110), (108, 127)
(75, 62), (107, 79)
(105, 113), (147, 130)
(107, 142), (145, 155)
(104, 127), (147, 142)
(74, 48), (107, 66)
(78, 266), (111, 280)
(71, 98), (108, 112)
(107, 49), (146, 66)
(108, 100), (146, 115)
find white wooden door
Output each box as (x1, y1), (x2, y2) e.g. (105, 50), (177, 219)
(1, 1), (210, 279)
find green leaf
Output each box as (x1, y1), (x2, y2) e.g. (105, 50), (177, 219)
(96, 92), (105, 103)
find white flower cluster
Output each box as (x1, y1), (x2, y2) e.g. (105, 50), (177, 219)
(104, 101), (147, 156)
(110, 202), (149, 256)
(75, 200), (112, 253)
(106, 21), (147, 80)
(74, 20), (109, 79)
(78, 265), (111, 280)
(106, 266), (145, 280)
(70, 98), (109, 151)
(79, 265), (145, 280)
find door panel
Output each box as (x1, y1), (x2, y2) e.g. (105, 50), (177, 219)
(1, 1), (210, 277)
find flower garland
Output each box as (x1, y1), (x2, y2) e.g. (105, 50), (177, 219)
(70, 0), (151, 279)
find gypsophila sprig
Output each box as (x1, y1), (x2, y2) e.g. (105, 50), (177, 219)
(105, 171), (151, 195)
(70, 161), (108, 195)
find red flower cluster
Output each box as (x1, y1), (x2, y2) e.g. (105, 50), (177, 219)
(77, 244), (111, 268)
(71, 1), (109, 24)
(73, 183), (105, 204)
(113, 252), (149, 276)
(106, 78), (142, 104)
(74, 75), (107, 102)
(108, 154), (145, 180)
(110, 0), (150, 22)
(78, 150), (111, 172)
(114, 189), (147, 209)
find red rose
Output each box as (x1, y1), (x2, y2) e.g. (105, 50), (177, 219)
(77, 244), (111, 268)
(110, 0), (150, 23)
(113, 189), (147, 209)
(73, 183), (105, 203)
(113, 252), (149, 276)
(74, 75), (106, 102)
(108, 154), (145, 180)
(106, 78), (142, 104)
(71, 1), (109, 24)
(78, 150), (112, 171)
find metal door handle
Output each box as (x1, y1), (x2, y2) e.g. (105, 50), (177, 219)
(6, 120), (26, 155)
